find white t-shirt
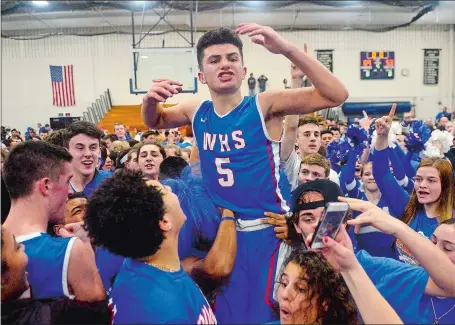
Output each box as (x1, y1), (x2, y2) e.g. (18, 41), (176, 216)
(284, 150), (340, 191)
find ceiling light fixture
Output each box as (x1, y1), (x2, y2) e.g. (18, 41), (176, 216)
(31, 1), (49, 6)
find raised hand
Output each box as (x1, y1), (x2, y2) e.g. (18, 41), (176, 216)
(359, 110), (373, 131)
(375, 103), (396, 136)
(261, 212), (288, 241)
(236, 23), (294, 55)
(143, 79), (183, 104)
(290, 44), (307, 80)
(338, 196), (404, 236)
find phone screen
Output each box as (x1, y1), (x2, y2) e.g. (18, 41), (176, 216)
(311, 206), (348, 249)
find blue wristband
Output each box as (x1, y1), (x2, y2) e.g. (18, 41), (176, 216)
(221, 216), (236, 222)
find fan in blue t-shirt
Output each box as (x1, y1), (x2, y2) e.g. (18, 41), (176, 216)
(84, 171), (216, 324)
(372, 107), (455, 264)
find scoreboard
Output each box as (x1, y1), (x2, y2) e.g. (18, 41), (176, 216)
(360, 51), (395, 80)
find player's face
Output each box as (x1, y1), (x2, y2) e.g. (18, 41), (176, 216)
(114, 125), (125, 138)
(1, 228), (29, 302)
(64, 197), (88, 225)
(321, 133), (332, 146)
(198, 44), (246, 94)
(298, 164), (327, 185)
(297, 124), (321, 155)
(415, 167), (441, 205)
(277, 261), (319, 325)
(49, 162), (73, 223)
(147, 180), (187, 233)
(361, 163), (378, 192)
(396, 134), (407, 153)
(126, 152), (140, 172)
(294, 207), (324, 239)
(138, 144), (164, 180)
(68, 134), (100, 177)
(431, 224), (455, 265)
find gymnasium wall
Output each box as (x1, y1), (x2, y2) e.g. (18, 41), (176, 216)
(2, 24), (454, 132)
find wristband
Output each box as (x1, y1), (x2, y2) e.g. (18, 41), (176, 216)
(221, 216), (236, 223)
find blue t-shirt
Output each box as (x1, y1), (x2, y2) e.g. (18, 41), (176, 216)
(420, 296), (455, 324)
(82, 169), (111, 197)
(95, 247), (125, 294)
(395, 210), (438, 265)
(356, 250), (430, 324)
(110, 258), (216, 324)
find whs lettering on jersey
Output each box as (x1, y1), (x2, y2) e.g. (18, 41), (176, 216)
(203, 131), (246, 152)
(197, 304), (217, 324)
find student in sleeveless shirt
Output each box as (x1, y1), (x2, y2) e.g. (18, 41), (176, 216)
(372, 106), (455, 265)
(2, 141), (105, 301)
(84, 171), (216, 324)
(141, 24), (348, 323)
(1, 227), (110, 325)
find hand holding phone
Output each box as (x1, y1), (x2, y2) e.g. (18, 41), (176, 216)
(310, 202), (349, 249)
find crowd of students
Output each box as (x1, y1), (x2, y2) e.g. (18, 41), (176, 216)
(1, 23), (455, 325)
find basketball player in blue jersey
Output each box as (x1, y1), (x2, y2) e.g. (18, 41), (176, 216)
(2, 141), (105, 301)
(84, 171), (217, 324)
(142, 24), (348, 323)
(63, 121), (111, 197)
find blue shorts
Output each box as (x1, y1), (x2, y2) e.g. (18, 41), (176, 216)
(213, 226), (280, 324)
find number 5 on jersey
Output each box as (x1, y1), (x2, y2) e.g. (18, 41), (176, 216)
(215, 158), (234, 187)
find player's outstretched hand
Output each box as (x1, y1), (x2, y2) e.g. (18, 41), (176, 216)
(236, 23), (294, 56)
(339, 196), (405, 236)
(306, 226), (356, 273)
(262, 212), (288, 241)
(375, 103), (396, 136)
(143, 79), (183, 104)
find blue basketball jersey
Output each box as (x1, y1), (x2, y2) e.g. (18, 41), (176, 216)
(16, 232), (76, 299)
(109, 258), (216, 324)
(193, 96), (289, 219)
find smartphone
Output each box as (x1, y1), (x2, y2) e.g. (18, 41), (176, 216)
(310, 202), (349, 249)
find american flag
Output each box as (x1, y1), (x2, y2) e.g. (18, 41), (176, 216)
(50, 65), (76, 107)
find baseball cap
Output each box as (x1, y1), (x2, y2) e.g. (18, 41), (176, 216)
(291, 179), (343, 213)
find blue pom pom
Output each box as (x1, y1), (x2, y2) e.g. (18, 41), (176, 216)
(162, 163), (220, 249)
(405, 132), (425, 153)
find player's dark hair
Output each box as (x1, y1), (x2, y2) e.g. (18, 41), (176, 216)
(63, 121), (103, 148)
(298, 116), (319, 128)
(321, 130), (333, 137)
(68, 191), (88, 201)
(137, 141), (166, 160)
(84, 170), (166, 258)
(3, 141), (72, 199)
(128, 139), (139, 148)
(329, 127), (340, 133)
(45, 129), (65, 147)
(275, 250), (359, 324)
(159, 156), (189, 181)
(196, 27), (244, 70)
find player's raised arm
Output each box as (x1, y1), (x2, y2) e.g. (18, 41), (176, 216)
(142, 79), (201, 129)
(236, 24), (349, 118)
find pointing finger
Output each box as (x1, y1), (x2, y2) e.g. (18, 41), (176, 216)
(389, 103), (397, 118)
